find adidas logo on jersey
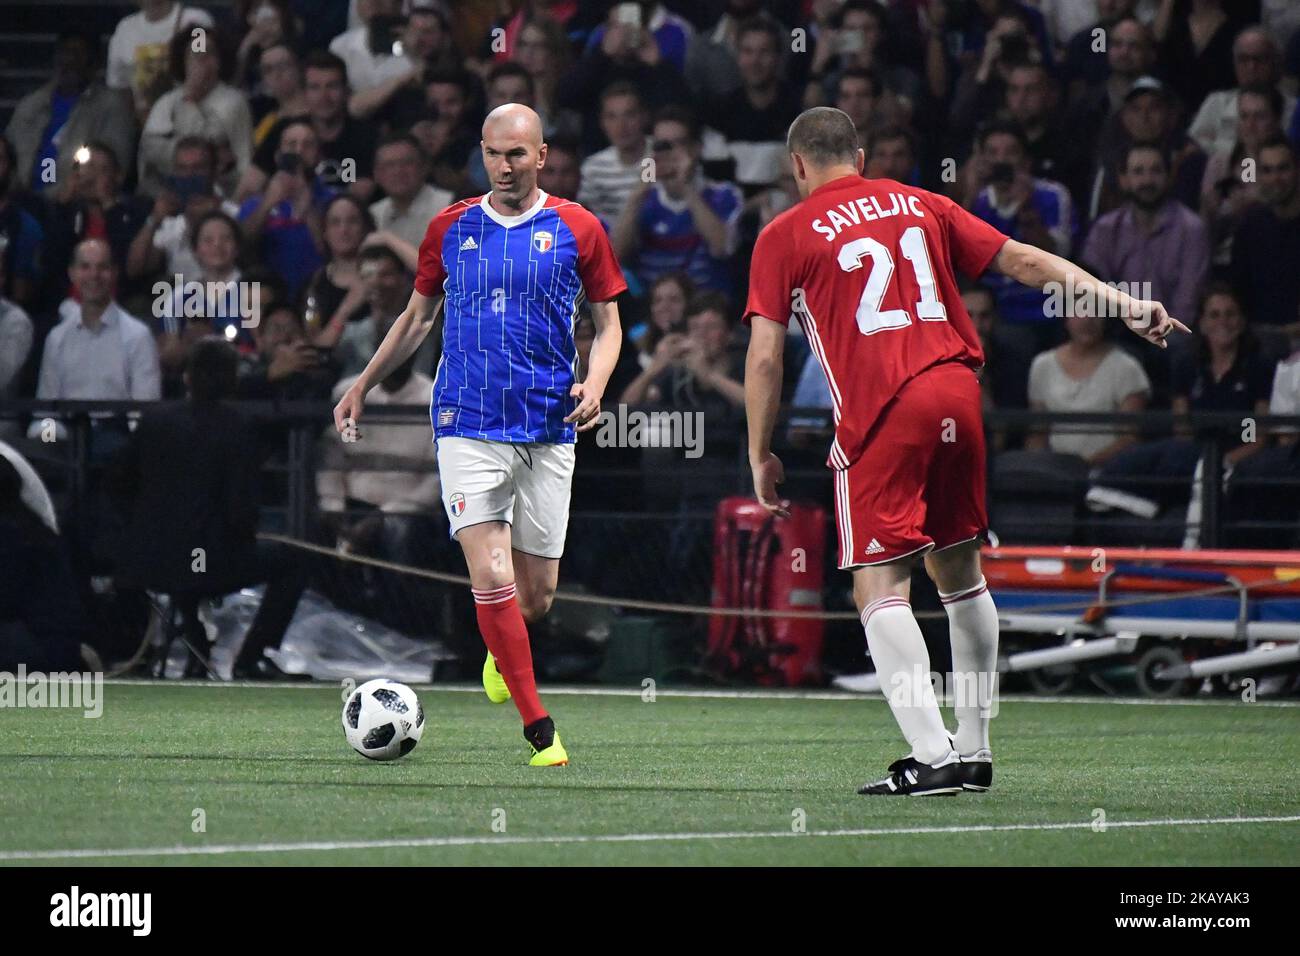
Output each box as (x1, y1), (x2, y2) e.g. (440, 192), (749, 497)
(865, 538), (886, 555)
(459, 236), (478, 251)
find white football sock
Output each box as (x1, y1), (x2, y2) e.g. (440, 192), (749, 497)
(861, 597), (953, 766)
(939, 577), (999, 757)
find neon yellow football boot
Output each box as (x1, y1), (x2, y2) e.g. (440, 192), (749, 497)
(525, 716), (568, 766)
(528, 731), (569, 767)
(482, 652), (511, 704)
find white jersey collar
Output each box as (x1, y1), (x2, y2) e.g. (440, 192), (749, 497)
(479, 189), (550, 227)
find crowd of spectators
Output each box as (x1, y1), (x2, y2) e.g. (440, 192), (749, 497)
(2, 0), (1300, 560)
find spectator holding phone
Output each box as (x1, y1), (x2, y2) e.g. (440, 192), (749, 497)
(7, 30), (138, 197)
(240, 51), (378, 202)
(43, 142), (151, 303)
(236, 1), (297, 94)
(127, 136), (239, 286)
(346, 1), (460, 122)
(236, 301), (336, 401)
(561, 2), (691, 123)
(611, 107), (743, 295)
(237, 118), (335, 300)
(586, 2), (693, 74)
(805, 0), (923, 125)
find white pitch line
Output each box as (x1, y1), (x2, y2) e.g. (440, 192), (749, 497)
(3, 814), (1298, 862)
(95, 679), (1300, 707)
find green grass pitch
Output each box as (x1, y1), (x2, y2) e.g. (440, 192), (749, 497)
(3, 683), (1299, 866)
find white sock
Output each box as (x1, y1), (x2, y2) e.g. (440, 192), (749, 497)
(861, 597), (953, 766)
(939, 577), (999, 757)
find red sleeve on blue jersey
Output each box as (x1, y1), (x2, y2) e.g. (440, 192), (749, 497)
(414, 200), (474, 297)
(554, 202), (628, 303)
(742, 216), (795, 326)
(936, 193), (1010, 279)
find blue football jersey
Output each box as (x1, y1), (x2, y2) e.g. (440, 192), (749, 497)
(415, 191), (626, 443)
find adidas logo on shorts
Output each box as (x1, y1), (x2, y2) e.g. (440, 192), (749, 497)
(459, 236), (478, 251)
(865, 538), (886, 555)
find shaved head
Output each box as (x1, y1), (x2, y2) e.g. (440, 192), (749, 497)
(481, 103), (548, 212)
(483, 103), (543, 149)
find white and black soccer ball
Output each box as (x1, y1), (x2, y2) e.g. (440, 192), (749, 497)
(342, 679), (425, 761)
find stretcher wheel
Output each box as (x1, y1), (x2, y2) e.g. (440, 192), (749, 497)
(1134, 645), (1197, 698)
(1026, 664), (1075, 695)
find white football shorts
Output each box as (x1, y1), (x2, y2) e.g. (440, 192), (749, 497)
(435, 436), (576, 559)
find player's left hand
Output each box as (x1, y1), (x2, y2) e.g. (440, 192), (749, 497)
(752, 452), (791, 519)
(566, 382), (604, 432)
(1123, 299), (1192, 349)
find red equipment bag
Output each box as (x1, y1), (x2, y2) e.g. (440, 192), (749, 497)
(706, 497), (826, 685)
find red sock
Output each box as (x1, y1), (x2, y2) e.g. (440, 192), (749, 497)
(472, 583), (547, 725)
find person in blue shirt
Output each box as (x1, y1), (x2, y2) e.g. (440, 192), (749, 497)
(237, 118), (335, 300)
(584, 2), (693, 74)
(969, 120), (1077, 355)
(611, 106), (744, 296)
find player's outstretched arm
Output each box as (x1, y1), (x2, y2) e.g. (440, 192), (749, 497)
(745, 315), (791, 519)
(332, 289), (442, 435)
(990, 239), (1192, 348)
(566, 299), (623, 432)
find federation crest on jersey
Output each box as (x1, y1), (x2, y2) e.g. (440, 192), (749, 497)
(449, 492), (466, 517)
(533, 230), (554, 253)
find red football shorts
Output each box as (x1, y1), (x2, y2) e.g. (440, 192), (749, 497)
(833, 361), (988, 569)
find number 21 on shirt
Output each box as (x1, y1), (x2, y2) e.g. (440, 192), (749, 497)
(837, 225), (949, 335)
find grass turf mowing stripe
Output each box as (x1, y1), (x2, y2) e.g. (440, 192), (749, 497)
(4, 814), (1299, 862)
(97, 680), (1300, 707)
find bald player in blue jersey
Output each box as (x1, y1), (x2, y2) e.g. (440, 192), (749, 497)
(334, 104), (626, 766)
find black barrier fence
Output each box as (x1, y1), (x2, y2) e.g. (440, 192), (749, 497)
(3, 401), (1299, 552)
(4, 400), (1298, 678)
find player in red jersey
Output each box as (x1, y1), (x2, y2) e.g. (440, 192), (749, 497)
(744, 108), (1188, 795)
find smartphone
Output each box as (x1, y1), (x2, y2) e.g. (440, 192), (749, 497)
(837, 30), (865, 55)
(276, 152), (304, 176)
(167, 174), (211, 205)
(369, 15), (404, 56)
(613, 2), (641, 28)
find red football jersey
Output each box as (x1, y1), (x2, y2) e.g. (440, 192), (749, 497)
(745, 175), (1009, 469)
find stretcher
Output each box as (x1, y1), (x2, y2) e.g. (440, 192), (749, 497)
(982, 546), (1300, 696)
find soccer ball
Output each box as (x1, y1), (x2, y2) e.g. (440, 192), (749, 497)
(342, 679), (425, 761)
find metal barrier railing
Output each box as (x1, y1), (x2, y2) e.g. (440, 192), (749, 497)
(2, 401), (1298, 551)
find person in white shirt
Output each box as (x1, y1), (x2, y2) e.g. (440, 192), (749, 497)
(329, 0), (409, 94)
(1026, 313), (1151, 465)
(138, 28), (253, 198)
(126, 136), (240, 285)
(1188, 27), (1296, 159)
(368, 133), (451, 250)
(31, 240), (161, 442)
(106, 0), (213, 119)
(577, 82), (650, 227)
(318, 362), (438, 514)
(346, 2), (460, 119)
